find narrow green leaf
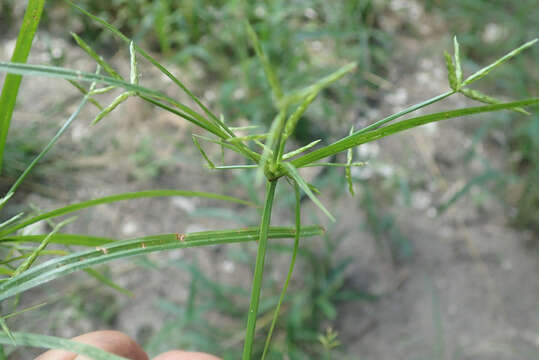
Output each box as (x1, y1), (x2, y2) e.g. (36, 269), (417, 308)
(353, 90), (455, 136)
(246, 23), (283, 102)
(0, 332), (129, 360)
(67, 80), (103, 110)
(0, 318), (14, 344)
(459, 88), (530, 115)
(283, 62), (357, 106)
(282, 162), (335, 221)
(227, 133), (270, 143)
(283, 139), (321, 160)
(289, 98), (539, 169)
(0, 226), (323, 302)
(0, 213), (24, 232)
(192, 135), (215, 169)
(1, 234), (114, 246)
(0, 0), (46, 173)
(453, 36), (462, 85)
(1, 302), (47, 320)
(83, 268), (133, 297)
(6, 91), (90, 196)
(462, 38), (538, 86)
(71, 32), (121, 79)
(0, 190), (256, 237)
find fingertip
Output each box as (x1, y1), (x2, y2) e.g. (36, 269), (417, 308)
(35, 330), (149, 360)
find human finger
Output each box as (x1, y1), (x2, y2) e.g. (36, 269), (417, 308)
(35, 330), (149, 360)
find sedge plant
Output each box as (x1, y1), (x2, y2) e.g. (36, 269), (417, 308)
(0, 1), (538, 359)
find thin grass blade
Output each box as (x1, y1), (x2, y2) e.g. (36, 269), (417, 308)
(0, 0), (46, 173)
(282, 162), (335, 221)
(71, 32), (121, 79)
(0, 190), (256, 237)
(246, 22), (283, 102)
(5, 90), (90, 197)
(0, 226), (323, 302)
(462, 38), (538, 86)
(290, 98), (539, 169)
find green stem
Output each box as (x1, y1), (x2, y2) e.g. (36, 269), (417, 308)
(261, 182), (301, 359)
(242, 180), (278, 360)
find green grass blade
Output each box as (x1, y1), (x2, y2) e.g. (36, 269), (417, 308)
(67, 80), (103, 110)
(282, 162), (335, 221)
(0, 213), (24, 232)
(283, 62), (357, 106)
(0, 318), (14, 344)
(0, 190), (256, 237)
(192, 135), (215, 169)
(354, 90), (455, 136)
(246, 22), (283, 102)
(6, 92), (90, 197)
(0, 62), (225, 138)
(459, 88), (530, 115)
(83, 268), (133, 297)
(290, 98), (539, 169)
(462, 38), (538, 86)
(261, 182), (301, 359)
(0, 0), (46, 173)
(243, 181), (278, 360)
(71, 32), (121, 79)
(283, 139), (321, 160)
(1, 234), (115, 246)
(0, 225), (323, 302)
(0, 332), (129, 360)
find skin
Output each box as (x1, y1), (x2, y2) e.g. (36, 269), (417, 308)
(35, 330), (221, 360)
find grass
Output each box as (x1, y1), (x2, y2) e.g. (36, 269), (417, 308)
(0, 1), (538, 359)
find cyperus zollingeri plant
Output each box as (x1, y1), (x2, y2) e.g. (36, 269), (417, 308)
(0, 1), (538, 359)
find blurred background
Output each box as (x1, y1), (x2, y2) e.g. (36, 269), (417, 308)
(1, 0), (538, 359)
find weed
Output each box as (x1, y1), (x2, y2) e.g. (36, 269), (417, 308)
(0, 1), (537, 359)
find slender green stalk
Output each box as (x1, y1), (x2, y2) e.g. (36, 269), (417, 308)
(0, 0), (46, 173)
(6, 91), (90, 196)
(261, 182), (301, 359)
(243, 180), (278, 360)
